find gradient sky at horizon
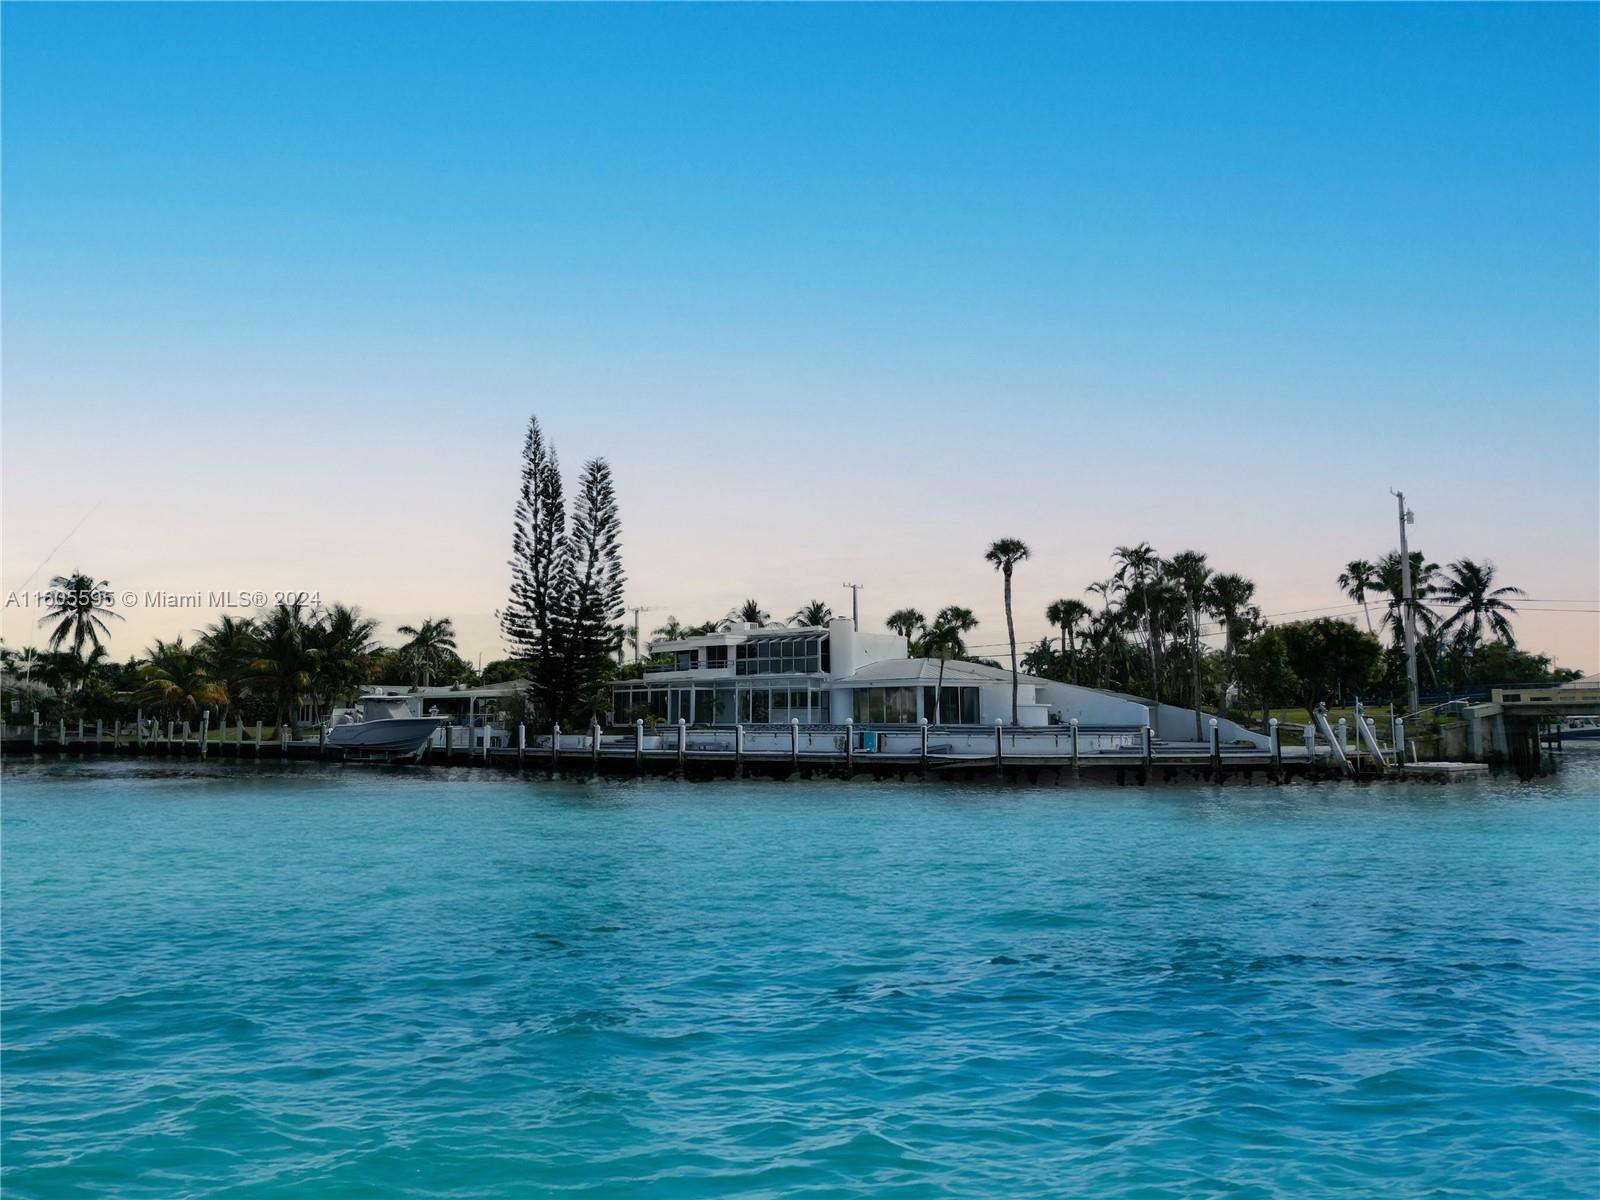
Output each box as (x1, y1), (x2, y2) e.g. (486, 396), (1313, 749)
(3, 4), (1597, 670)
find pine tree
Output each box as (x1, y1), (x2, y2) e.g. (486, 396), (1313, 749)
(552, 458), (626, 722)
(501, 416), (567, 718)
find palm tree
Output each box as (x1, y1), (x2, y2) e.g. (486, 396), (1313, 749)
(197, 615), (260, 715)
(651, 616), (687, 645)
(1208, 572), (1257, 711)
(738, 599), (769, 625)
(984, 538), (1030, 725)
(1165, 550), (1212, 738)
(312, 604), (379, 715)
(396, 616), (457, 688)
(1337, 559), (1380, 633)
(794, 600), (832, 627)
(885, 608), (926, 654)
(139, 637), (229, 720)
(1113, 544), (1161, 698)
(1438, 559), (1524, 649)
(250, 602), (318, 727)
(37, 571), (124, 670)
(1044, 598), (1092, 684)
(1377, 550), (1442, 689)
(925, 606), (978, 724)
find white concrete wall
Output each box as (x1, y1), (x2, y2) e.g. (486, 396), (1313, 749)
(825, 616), (908, 680)
(1146, 702), (1269, 748)
(1033, 681), (1152, 728)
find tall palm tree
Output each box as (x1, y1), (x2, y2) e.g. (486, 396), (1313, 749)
(1207, 572), (1257, 711)
(1337, 559), (1380, 633)
(794, 600), (832, 627)
(250, 602), (318, 727)
(1438, 559), (1524, 648)
(1045, 598), (1092, 683)
(738, 599), (769, 625)
(1377, 550), (1442, 689)
(925, 606), (978, 724)
(1112, 544), (1161, 699)
(312, 604), (379, 715)
(885, 608), (926, 654)
(651, 616), (685, 643)
(197, 615), (261, 715)
(37, 571), (124, 669)
(396, 616), (457, 688)
(1165, 550), (1212, 738)
(984, 538), (1031, 725)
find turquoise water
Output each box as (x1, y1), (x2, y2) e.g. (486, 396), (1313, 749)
(3, 757), (1597, 1198)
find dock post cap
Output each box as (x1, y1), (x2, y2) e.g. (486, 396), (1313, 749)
(1209, 717), (1218, 726)
(918, 717), (928, 726)
(1269, 717), (1279, 727)
(1069, 718), (1078, 727)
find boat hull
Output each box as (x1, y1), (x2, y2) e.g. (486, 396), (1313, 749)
(326, 717), (445, 756)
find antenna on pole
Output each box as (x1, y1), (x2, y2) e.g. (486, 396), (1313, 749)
(1390, 488), (1420, 717)
(628, 605), (659, 663)
(842, 582), (863, 632)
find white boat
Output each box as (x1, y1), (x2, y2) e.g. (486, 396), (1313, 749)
(326, 696), (445, 757)
(1555, 715), (1600, 741)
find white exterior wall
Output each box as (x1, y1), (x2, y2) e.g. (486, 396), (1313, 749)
(1033, 681), (1152, 728)
(824, 616), (905, 680)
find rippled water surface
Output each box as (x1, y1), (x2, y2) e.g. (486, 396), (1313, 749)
(4, 755), (1598, 1198)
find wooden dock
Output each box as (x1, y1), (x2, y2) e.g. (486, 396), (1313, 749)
(1, 723), (1413, 785)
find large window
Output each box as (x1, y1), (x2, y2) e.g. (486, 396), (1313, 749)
(922, 686), (979, 724)
(705, 645), (728, 669)
(735, 634), (828, 676)
(852, 687), (918, 724)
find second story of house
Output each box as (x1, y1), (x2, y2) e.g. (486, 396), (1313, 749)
(642, 616), (907, 685)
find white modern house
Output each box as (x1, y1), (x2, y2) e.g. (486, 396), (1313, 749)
(611, 615), (1264, 744)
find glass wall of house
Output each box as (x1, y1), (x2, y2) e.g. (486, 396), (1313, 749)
(736, 684), (830, 724)
(735, 634), (829, 676)
(612, 683), (826, 725)
(851, 687), (919, 724)
(922, 686), (980, 724)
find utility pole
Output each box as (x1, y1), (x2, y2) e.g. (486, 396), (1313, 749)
(628, 605), (658, 663)
(1392, 489), (1420, 717)
(841, 582), (863, 631)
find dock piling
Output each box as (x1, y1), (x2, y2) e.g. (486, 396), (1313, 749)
(1269, 718), (1281, 774)
(1070, 718), (1080, 769)
(790, 718), (799, 775)
(552, 724), (561, 774)
(1210, 718), (1221, 775)
(634, 719), (644, 774)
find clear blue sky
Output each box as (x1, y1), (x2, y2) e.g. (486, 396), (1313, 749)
(4, 4), (1596, 667)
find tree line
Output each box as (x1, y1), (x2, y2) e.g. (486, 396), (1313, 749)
(2, 580), (509, 727)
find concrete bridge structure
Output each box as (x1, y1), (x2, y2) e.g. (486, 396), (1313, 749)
(1461, 681), (1600, 778)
